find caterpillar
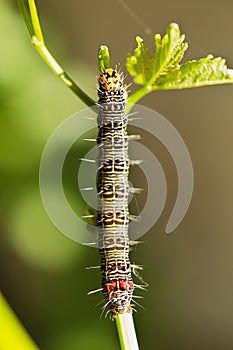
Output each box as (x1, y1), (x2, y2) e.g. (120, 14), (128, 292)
(96, 68), (134, 316)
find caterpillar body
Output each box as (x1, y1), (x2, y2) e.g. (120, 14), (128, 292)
(97, 68), (134, 315)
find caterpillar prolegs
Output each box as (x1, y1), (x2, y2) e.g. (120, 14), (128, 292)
(97, 68), (135, 315)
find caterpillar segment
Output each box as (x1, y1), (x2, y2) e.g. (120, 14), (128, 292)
(97, 68), (134, 315)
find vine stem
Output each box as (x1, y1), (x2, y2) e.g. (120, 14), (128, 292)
(0, 293), (39, 350)
(17, 0), (95, 107)
(115, 313), (139, 350)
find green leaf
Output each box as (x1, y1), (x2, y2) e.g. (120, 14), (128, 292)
(126, 23), (233, 106)
(126, 23), (188, 86)
(154, 55), (233, 89)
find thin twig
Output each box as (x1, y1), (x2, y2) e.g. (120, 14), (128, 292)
(17, 0), (95, 106)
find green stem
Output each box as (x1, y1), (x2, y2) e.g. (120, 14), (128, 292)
(17, 0), (34, 36)
(127, 85), (152, 109)
(115, 313), (139, 350)
(28, 0), (44, 42)
(0, 293), (40, 350)
(127, 76), (233, 111)
(17, 0), (95, 107)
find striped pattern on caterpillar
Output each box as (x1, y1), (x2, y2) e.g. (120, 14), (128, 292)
(97, 68), (134, 316)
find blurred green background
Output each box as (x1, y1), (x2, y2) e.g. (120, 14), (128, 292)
(1, 0), (233, 349)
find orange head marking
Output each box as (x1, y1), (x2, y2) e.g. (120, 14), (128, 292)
(99, 68), (122, 91)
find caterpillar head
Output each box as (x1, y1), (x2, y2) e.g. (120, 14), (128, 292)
(98, 68), (126, 102)
(99, 68), (123, 91)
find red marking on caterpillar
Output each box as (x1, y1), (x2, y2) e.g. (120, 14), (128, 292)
(102, 280), (134, 294)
